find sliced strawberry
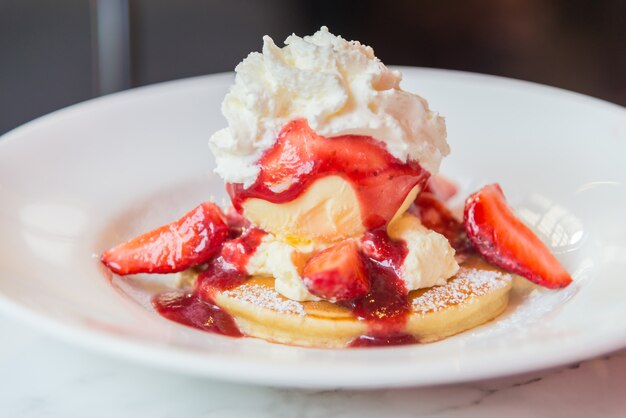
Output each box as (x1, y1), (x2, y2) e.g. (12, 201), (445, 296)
(302, 239), (369, 302)
(258, 119), (394, 190)
(101, 202), (228, 275)
(257, 119), (316, 191)
(464, 184), (572, 288)
(424, 175), (458, 201)
(410, 192), (471, 252)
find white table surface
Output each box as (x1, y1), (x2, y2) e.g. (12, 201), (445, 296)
(1, 314), (625, 418)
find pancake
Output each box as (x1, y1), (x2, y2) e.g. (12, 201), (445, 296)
(210, 257), (513, 348)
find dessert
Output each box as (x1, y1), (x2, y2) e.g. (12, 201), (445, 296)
(101, 28), (572, 348)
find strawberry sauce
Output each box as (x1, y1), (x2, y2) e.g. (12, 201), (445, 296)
(153, 290), (242, 337)
(227, 119), (430, 230)
(411, 192), (472, 253)
(219, 228), (267, 272)
(348, 334), (418, 347)
(152, 228), (266, 337)
(343, 229), (414, 345)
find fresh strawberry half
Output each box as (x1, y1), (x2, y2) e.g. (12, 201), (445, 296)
(101, 202), (229, 275)
(302, 239), (369, 302)
(423, 175), (458, 202)
(464, 184), (572, 288)
(410, 192), (471, 252)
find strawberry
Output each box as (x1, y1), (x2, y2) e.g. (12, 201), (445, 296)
(258, 119), (394, 189)
(302, 239), (369, 302)
(464, 184), (572, 288)
(101, 202), (228, 275)
(220, 228), (266, 272)
(257, 119), (316, 191)
(424, 175), (458, 202)
(410, 192), (470, 252)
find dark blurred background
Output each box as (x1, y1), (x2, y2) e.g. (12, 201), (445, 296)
(1, 0), (624, 135)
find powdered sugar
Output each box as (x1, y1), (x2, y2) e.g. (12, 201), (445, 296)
(219, 268), (510, 318)
(223, 283), (306, 316)
(411, 268), (512, 315)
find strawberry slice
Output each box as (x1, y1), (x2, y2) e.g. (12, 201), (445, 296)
(257, 119), (316, 192)
(410, 192), (470, 252)
(258, 119), (396, 191)
(302, 239), (369, 302)
(101, 202), (229, 275)
(424, 175), (458, 201)
(464, 184), (572, 288)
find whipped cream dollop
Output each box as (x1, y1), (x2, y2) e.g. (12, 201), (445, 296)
(244, 213), (459, 302)
(210, 27), (449, 187)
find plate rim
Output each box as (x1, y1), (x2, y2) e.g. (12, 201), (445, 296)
(2, 288), (626, 389)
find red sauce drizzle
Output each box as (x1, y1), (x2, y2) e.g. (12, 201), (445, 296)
(340, 229), (413, 345)
(348, 334), (418, 347)
(152, 227), (266, 337)
(225, 207), (252, 239)
(153, 290), (242, 337)
(195, 258), (249, 297)
(410, 191), (472, 253)
(219, 228), (267, 273)
(360, 228), (408, 276)
(227, 119), (430, 230)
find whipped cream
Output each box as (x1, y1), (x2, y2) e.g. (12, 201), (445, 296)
(387, 213), (459, 290)
(244, 213), (458, 302)
(246, 234), (321, 301)
(210, 27), (449, 187)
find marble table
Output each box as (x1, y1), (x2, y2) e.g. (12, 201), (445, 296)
(1, 315), (625, 418)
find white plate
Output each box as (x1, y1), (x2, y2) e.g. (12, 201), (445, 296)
(0, 68), (625, 389)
